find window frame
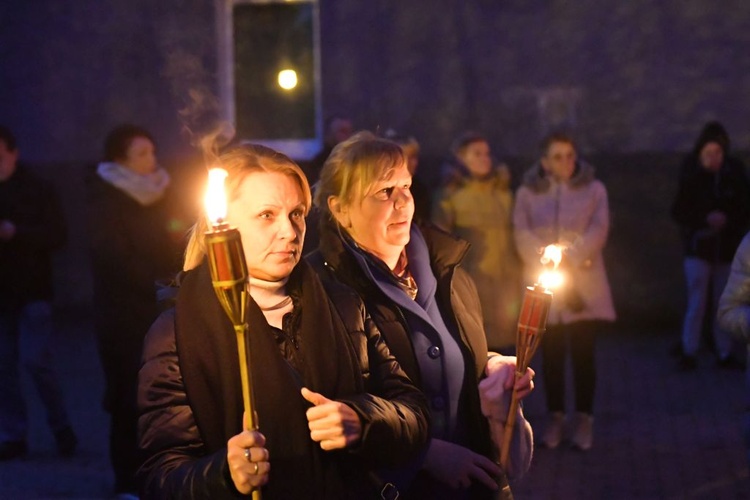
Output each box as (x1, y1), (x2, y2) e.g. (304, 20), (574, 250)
(215, 0), (322, 160)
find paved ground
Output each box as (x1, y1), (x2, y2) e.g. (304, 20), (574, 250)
(0, 313), (748, 499)
(512, 329), (749, 500)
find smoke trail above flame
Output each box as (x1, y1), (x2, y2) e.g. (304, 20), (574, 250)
(161, 44), (235, 170)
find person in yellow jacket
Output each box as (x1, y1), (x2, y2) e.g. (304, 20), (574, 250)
(433, 131), (521, 352)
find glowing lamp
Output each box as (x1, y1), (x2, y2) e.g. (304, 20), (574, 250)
(278, 69), (298, 90)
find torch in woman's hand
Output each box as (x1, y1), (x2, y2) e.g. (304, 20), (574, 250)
(499, 244), (563, 471)
(204, 168), (262, 499)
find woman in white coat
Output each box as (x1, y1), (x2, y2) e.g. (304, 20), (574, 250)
(513, 132), (616, 451)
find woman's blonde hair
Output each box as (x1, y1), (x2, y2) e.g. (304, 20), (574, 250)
(314, 131), (405, 219)
(183, 144), (311, 271)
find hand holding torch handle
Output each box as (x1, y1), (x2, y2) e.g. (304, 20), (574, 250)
(499, 284), (552, 471)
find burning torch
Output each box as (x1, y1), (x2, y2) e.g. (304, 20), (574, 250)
(204, 168), (262, 499)
(499, 244), (562, 471)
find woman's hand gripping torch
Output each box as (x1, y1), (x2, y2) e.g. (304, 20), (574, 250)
(204, 169), (262, 498)
(499, 245), (562, 471)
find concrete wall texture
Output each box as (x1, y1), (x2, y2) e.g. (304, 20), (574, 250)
(2, 1), (750, 326)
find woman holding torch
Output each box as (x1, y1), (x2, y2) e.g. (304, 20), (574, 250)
(310, 132), (534, 500)
(513, 132), (616, 451)
(137, 144), (429, 498)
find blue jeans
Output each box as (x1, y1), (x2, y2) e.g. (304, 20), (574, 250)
(681, 257), (733, 358)
(0, 301), (71, 442)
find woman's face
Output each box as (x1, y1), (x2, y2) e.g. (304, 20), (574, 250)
(120, 136), (157, 175)
(227, 171), (306, 282)
(458, 140), (492, 177)
(332, 161), (414, 268)
(700, 141), (724, 172)
(541, 141), (576, 181)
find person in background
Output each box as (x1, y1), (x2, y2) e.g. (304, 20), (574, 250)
(311, 131), (534, 499)
(717, 230), (750, 468)
(0, 125), (77, 461)
(384, 129), (431, 222)
(137, 144), (429, 499)
(433, 131), (520, 353)
(86, 124), (184, 498)
(671, 121), (750, 371)
(513, 132), (616, 451)
(304, 114), (354, 186)
(302, 114), (355, 255)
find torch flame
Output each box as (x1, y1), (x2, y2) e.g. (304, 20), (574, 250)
(205, 168), (229, 226)
(538, 270), (564, 290)
(538, 244), (564, 290)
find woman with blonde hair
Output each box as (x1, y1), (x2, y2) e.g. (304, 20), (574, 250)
(137, 144), (429, 498)
(310, 131), (534, 499)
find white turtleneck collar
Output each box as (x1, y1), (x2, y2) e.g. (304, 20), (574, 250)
(248, 276), (293, 329)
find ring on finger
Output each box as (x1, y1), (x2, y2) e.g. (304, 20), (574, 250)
(252, 462), (259, 474)
(244, 448), (251, 462)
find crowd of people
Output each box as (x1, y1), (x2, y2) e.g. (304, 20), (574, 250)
(1, 115), (749, 499)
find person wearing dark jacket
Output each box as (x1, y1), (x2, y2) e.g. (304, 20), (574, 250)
(0, 125), (77, 461)
(137, 144), (429, 499)
(671, 121), (750, 370)
(86, 124), (184, 497)
(303, 114), (354, 187)
(309, 132), (534, 500)
(301, 115), (354, 256)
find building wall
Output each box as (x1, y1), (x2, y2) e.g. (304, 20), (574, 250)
(3, 1), (750, 162)
(3, 0), (749, 326)
(320, 1), (750, 158)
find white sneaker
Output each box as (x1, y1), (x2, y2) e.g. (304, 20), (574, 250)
(541, 412), (565, 448)
(570, 412), (593, 451)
